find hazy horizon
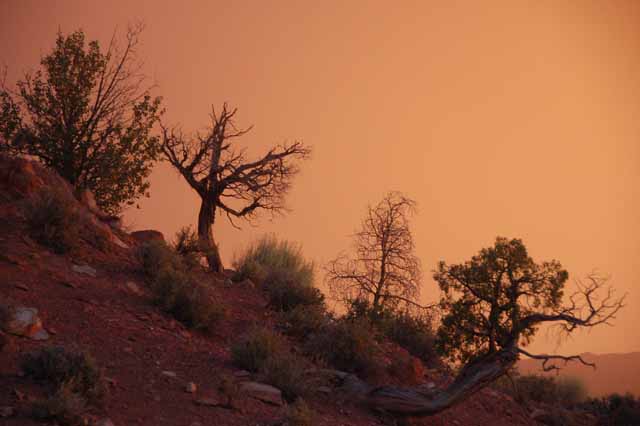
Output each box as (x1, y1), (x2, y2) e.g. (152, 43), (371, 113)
(2, 0), (638, 357)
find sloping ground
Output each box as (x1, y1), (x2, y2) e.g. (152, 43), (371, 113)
(0, 156), (538, 426)
(518, 352), (640, 398)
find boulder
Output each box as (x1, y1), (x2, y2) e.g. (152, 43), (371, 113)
(131, 230), (165, 244)
(3, 306), (49, 340)
(239, 381), (283, 406)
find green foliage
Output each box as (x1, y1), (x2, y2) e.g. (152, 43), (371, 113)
(0, 28), (162, 214)
(264, 268), (325, 312)
(173, 226), (201, 256)
(31, 383), (87, 426)
(136, 240), (225, 330)
(306, 318), (382, 378)
(584, 393), (640, 426)
(494, 372), (586, 406)
(231, 328), (287, 373)
(233, 235), (314, 287)
(285, 399), (315, 426)
(23, 189), (81, 253)
(381, 311), (439, 368)
(262, 351), (309, 401)
(152, 267), (225, 330)
(22, 346), (105, 425)
(283, 304), (330, 339)
(136, 240), (180, 280)
(233, 236), (322, 313)
(435, 237), (569, 363)
(231, 328), (308, 400)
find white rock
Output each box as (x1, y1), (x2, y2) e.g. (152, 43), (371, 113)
(72, 264), (97, 277)
(239, 381), (283, 406)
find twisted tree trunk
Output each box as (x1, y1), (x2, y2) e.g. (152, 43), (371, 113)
(197, 198), (223, 273)
(364, 345), (518, 417)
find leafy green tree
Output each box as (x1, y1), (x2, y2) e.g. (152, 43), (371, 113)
(0, 26), (162, 214)
(365, 237), (624, 417)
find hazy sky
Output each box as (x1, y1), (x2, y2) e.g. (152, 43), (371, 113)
(1, 0), (638, 355)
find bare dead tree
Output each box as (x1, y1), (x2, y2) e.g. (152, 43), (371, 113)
(161, 103), (311, 272)
(325, 192), (423, 316)
(356, 238), (625, 417)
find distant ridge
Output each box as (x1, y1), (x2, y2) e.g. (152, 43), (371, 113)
(518, 352), (640, 397)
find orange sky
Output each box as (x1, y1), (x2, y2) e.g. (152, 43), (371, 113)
(1, 0), (639, 356)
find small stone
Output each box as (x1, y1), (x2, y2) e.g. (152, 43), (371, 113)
(96, 419), (115, 426)
(239, 381), (283, 406)
(0, 406), (14, 418)
(195, 397), (221, 407)
(161, 371), (177, 378)
(316, 386), (332, 394)
(233, 370), (251, 378)
(125, 281), (143, 296)
(72, 264), (97, 277)
(14, 283), (29, 291)
(5, 306), (48, 340)
(185, 382), (197, 393)
(190, 422), (203, 426)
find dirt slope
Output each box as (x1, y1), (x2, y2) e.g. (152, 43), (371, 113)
(0, 155), (537, 426)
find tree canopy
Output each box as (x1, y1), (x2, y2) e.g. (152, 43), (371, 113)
(161, 103), (311, 272)
(0, 26), (162, 214)
(326, 192), (422, 316)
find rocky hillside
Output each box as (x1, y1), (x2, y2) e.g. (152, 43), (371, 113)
(0, 154), (565, 426)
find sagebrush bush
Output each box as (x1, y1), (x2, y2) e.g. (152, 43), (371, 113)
(264, 268), (325, 312)
(231, 328), (308, 400)
(23, 189), (81, 253)
(381, 312), (439, 367)
(31, 384), (87, 426)
(283, 304), (330, 338)
(494, 372), (587, 407)
(136, 240), (179, 280)
(556, 376), (588, 405)
(306, 318), (382, 378)
(285, 399), (315, 426)
(153, 267), (225, 330)
(173, 226), (201, 256)
(262, 351), (309, 401)
(137, 241), (225, 330)
(231, 328), (287, 373)
(21, 346), (106, 404)
(232, 235), (314, 286)
(22, 346), (105, 425)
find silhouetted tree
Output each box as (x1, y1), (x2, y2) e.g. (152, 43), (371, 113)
(161, 104), (311, 272)
(325, 192), (422, 316)
(0, 26), (162, 214)
(362, 237), (625, 417)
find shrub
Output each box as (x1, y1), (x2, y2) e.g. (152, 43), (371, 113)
(21, 346), (106, 404)
(23, 189), (81, 254)
(264, 268), (325, 312)
(262, 351), (309, 401)
(136, 240), (225, 330)
(31, 384), (87, 426)
(556, 376), (587, 405)
(231, 328), (287, 373)
(173, 226), (201, 256)
(283, 304), (330, 339)
(584, 393), (640, 426)
(232, 235), (314, 287)
(381, 311), (439, 367)
(151, 266), (224, 331)
(22, 346), (105, 425)
(136, 240), (179, 280)
(306, 318), (382, 378)
(285, 399), (315, 426)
